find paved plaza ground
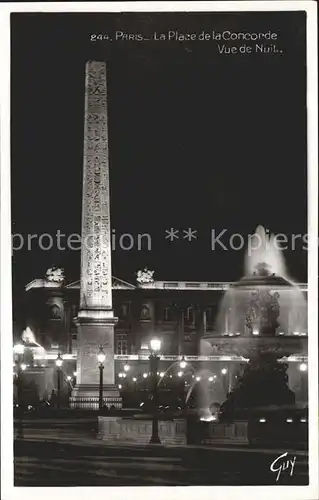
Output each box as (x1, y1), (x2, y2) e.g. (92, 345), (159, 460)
(14, 419), (308, 487)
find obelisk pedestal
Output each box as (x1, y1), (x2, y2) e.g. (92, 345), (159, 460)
(70, 61), (121, 409)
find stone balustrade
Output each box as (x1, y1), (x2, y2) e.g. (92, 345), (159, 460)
(98, 416), (187, 445)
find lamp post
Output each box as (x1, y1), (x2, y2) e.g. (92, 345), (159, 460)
(149, 338), (161, 444)
(55, 353), (63, 409)
(179, 356), (187, 370)
(97, 346), (106, 410)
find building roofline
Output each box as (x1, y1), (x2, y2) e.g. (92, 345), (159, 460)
(25, 278), (308, 292)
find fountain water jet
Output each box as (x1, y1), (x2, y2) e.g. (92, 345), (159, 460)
(216, 225), (307, 337)
(244, 225), (287, 278)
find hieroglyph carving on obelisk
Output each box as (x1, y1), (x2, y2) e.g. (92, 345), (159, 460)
(80, 61), (112, 311)
(71, 61), (121, 408)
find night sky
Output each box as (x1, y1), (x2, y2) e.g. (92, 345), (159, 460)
(11, 11), (307, 300)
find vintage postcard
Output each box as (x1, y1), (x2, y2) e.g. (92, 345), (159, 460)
(0, 2), (318, 499)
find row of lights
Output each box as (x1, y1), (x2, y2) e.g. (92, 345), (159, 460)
(14, 343), (308, 376)
(221, 331), (307, 336)
(117, 372), (224, 382)
(259, 417), (307, 423)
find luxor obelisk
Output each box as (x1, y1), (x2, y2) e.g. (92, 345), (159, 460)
(71, 61), (121, 408)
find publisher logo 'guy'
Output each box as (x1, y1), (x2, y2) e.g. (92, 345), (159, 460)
(270, 452), (296, 481)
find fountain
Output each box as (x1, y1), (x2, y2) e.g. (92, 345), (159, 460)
(199, 225), (307, 421)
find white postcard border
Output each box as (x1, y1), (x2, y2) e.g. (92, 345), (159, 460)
(1, 2), (317, 500)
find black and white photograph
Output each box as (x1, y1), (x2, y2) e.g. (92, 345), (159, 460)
(1, 2), (318, 499)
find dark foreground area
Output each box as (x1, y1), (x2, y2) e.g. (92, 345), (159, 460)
(14, 422), (308, 487)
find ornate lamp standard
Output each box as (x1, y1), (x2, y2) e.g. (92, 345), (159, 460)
(149, 338), (161, 444)
(97, 346), (106, 410)
(55, 353), (63, 409)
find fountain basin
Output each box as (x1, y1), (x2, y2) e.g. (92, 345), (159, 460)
(201, 335), (307, 359)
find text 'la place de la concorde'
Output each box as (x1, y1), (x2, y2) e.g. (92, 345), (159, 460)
(112, 29), (279, 42)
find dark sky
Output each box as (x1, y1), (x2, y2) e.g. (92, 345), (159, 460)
(11, 11), (307, 293)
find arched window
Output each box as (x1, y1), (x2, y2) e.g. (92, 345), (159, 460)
(140, 304), (150, 320)
(206, 307), (214, 325)
(121, 304), (129, 318)
(50, 304), (61, 319)
(184, 306), (194, 324)
(163, 306), (174, 321)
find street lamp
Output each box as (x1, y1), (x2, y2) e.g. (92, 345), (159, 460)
(97, 346), (106, 410)
(149, 337), (161, 444)
(179, 356), (187, 370)
(55, 353), (63, 409)
(299, 362), (307, 372)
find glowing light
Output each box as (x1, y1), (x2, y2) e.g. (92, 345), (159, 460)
(55, 353), (63, 368)
(124, 364), (130, 372)
(252, 329), (259, 336)
(221, 368), (228, 375)
(177, 371), (183, 377)
(180, 360), (187, 369)
(293, 331), (300, 336)
(13, 344), (25, 355)
(67, 376), (71, 381)
(159, 372), (165, 378)
(259, 418), (266, 423)
(73, 371), (77, 376)
(286, 418), (293, 423)
(143, 373), (148, 379)
(299, 363), (307, 372)
(200, 415), (217, 422)
(132, 377), (137, 382)
(118, 384), (122, 389)
(195, 376), (201, 382)
(118, 373), (123, 378)
(300, 418), (307, 423)
(235, 332), (241, 336)
(150, 338), (161, 352)
(208, 376), (214, 382)
(20, 363), (27, 371)
(122, 373), (127, 378)
(97, 348), (106, 364)
(278, 332), (285, 335)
